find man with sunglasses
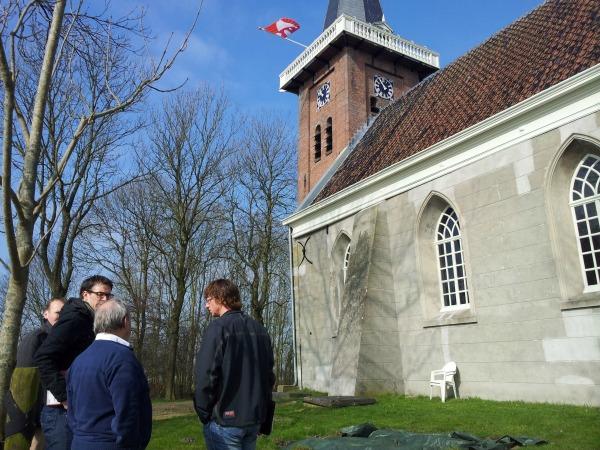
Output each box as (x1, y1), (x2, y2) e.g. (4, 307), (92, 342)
(35, 275), (114, 450)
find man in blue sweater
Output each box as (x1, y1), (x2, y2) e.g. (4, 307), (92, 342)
(67, 298), (152, 450)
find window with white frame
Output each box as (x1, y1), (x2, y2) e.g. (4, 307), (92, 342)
(343, 243), (351, 283)
(571, 154), (600, 289)
(436, 207), (470, 309)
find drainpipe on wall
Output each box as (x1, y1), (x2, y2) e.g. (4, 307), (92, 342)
(288, 226), (300, 388)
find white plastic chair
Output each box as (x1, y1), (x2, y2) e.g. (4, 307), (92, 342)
(429, 361), (457, 402)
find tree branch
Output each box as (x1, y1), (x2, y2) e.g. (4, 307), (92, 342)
(0, 176), (26, 224)
(33, 115), (88, 216)
(0, 36), (21, 270)
(9, 0), (38, 81)
(32, 6), (201, 215)
(18, 0), (67, 218)
(12, 100), (30, 147)
(25, 202), (66, 268)
(51, 0), (83, 78)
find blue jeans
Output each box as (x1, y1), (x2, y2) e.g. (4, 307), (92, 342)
(40, 406), (72, 450)
(203, 421), (260, 450)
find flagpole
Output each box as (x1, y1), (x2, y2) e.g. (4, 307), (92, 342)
(258, 27), (307, 48)
(284, 37), (307, 48)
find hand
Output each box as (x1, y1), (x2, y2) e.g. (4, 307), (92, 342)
(61, 401), (68, 409)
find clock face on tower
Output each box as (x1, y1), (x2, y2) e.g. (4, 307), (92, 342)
(374, 75), (393, 100)
(316, 82), (331, 109)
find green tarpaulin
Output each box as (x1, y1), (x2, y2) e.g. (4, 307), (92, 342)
(286, 423), (547, 450)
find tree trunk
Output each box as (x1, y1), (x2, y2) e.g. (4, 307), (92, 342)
(137, 258), (149, 364)
(164, 278), (186, 400)
(0, 272), (30, 442)
(250, 272), (263, 325)
(0, 2), (67, 439)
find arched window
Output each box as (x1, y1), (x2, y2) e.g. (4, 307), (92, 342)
(314, 125), (322, 161)
(370, 96), (380, 114)
(417, 193), (476, 325)
(570, 154), (600, 288)
(325, 117), (333, 154)
(436, 207), (470, 309)
(547, 136), (600, 310)
(343, 242), (351, 283)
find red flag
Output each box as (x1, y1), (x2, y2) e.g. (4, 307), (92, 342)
(261, 18), (300, 39)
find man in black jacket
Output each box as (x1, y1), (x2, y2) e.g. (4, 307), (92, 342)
(11, 298), (64, 450)
(34, 275), (113, 450)
(194, 279), (275, 450)
(17, 298), (65, 366)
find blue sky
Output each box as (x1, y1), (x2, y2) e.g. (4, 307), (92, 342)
(0, 1), (547, 273)
(139, 0), (544, 117)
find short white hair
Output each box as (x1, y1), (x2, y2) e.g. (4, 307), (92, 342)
(94, 298), (128, 334)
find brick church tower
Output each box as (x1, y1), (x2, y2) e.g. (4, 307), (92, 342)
(279, 0), (440, 202)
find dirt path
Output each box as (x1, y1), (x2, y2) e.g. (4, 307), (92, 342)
(152, 400), (194, 420)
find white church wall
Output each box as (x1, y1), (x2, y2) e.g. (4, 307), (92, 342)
(356, 207), (403, 393)
(293, 215), (354, 393)
(395, 111), (600, 405)
(293, 110), (600, 405)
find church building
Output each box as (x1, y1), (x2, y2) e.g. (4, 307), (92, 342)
(282, 0), (600, 405)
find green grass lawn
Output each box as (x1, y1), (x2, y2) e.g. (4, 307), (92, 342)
(148, 395), (600, 450)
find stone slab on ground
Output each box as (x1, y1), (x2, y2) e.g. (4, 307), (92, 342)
(277, 384), (298, 392)
(303, 396), (376, 408)
(273, 391), (307, 401)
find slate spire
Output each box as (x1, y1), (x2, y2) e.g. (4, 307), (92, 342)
(324, 0), (385, 30)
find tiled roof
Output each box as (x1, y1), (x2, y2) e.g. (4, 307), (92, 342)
(314, 0), (600, 204)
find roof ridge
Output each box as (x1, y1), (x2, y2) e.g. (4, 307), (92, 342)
(312, 0), (600, 204)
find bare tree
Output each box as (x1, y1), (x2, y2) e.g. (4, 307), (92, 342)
(227, 113), (296, 324)
(84, 180), (160, 364)
(13, 9), (144, 298)
(89, 173), (230, 396)
(36, 82), (142, 298)
(226, 113), (296, 384)
(141, 87), (234, 400)
(264, 268), (295, 384)
(0, 0), (196, 435)
(177, 263), (219, 396)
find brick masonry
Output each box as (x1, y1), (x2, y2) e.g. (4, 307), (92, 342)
(296, 47), (421, 202)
